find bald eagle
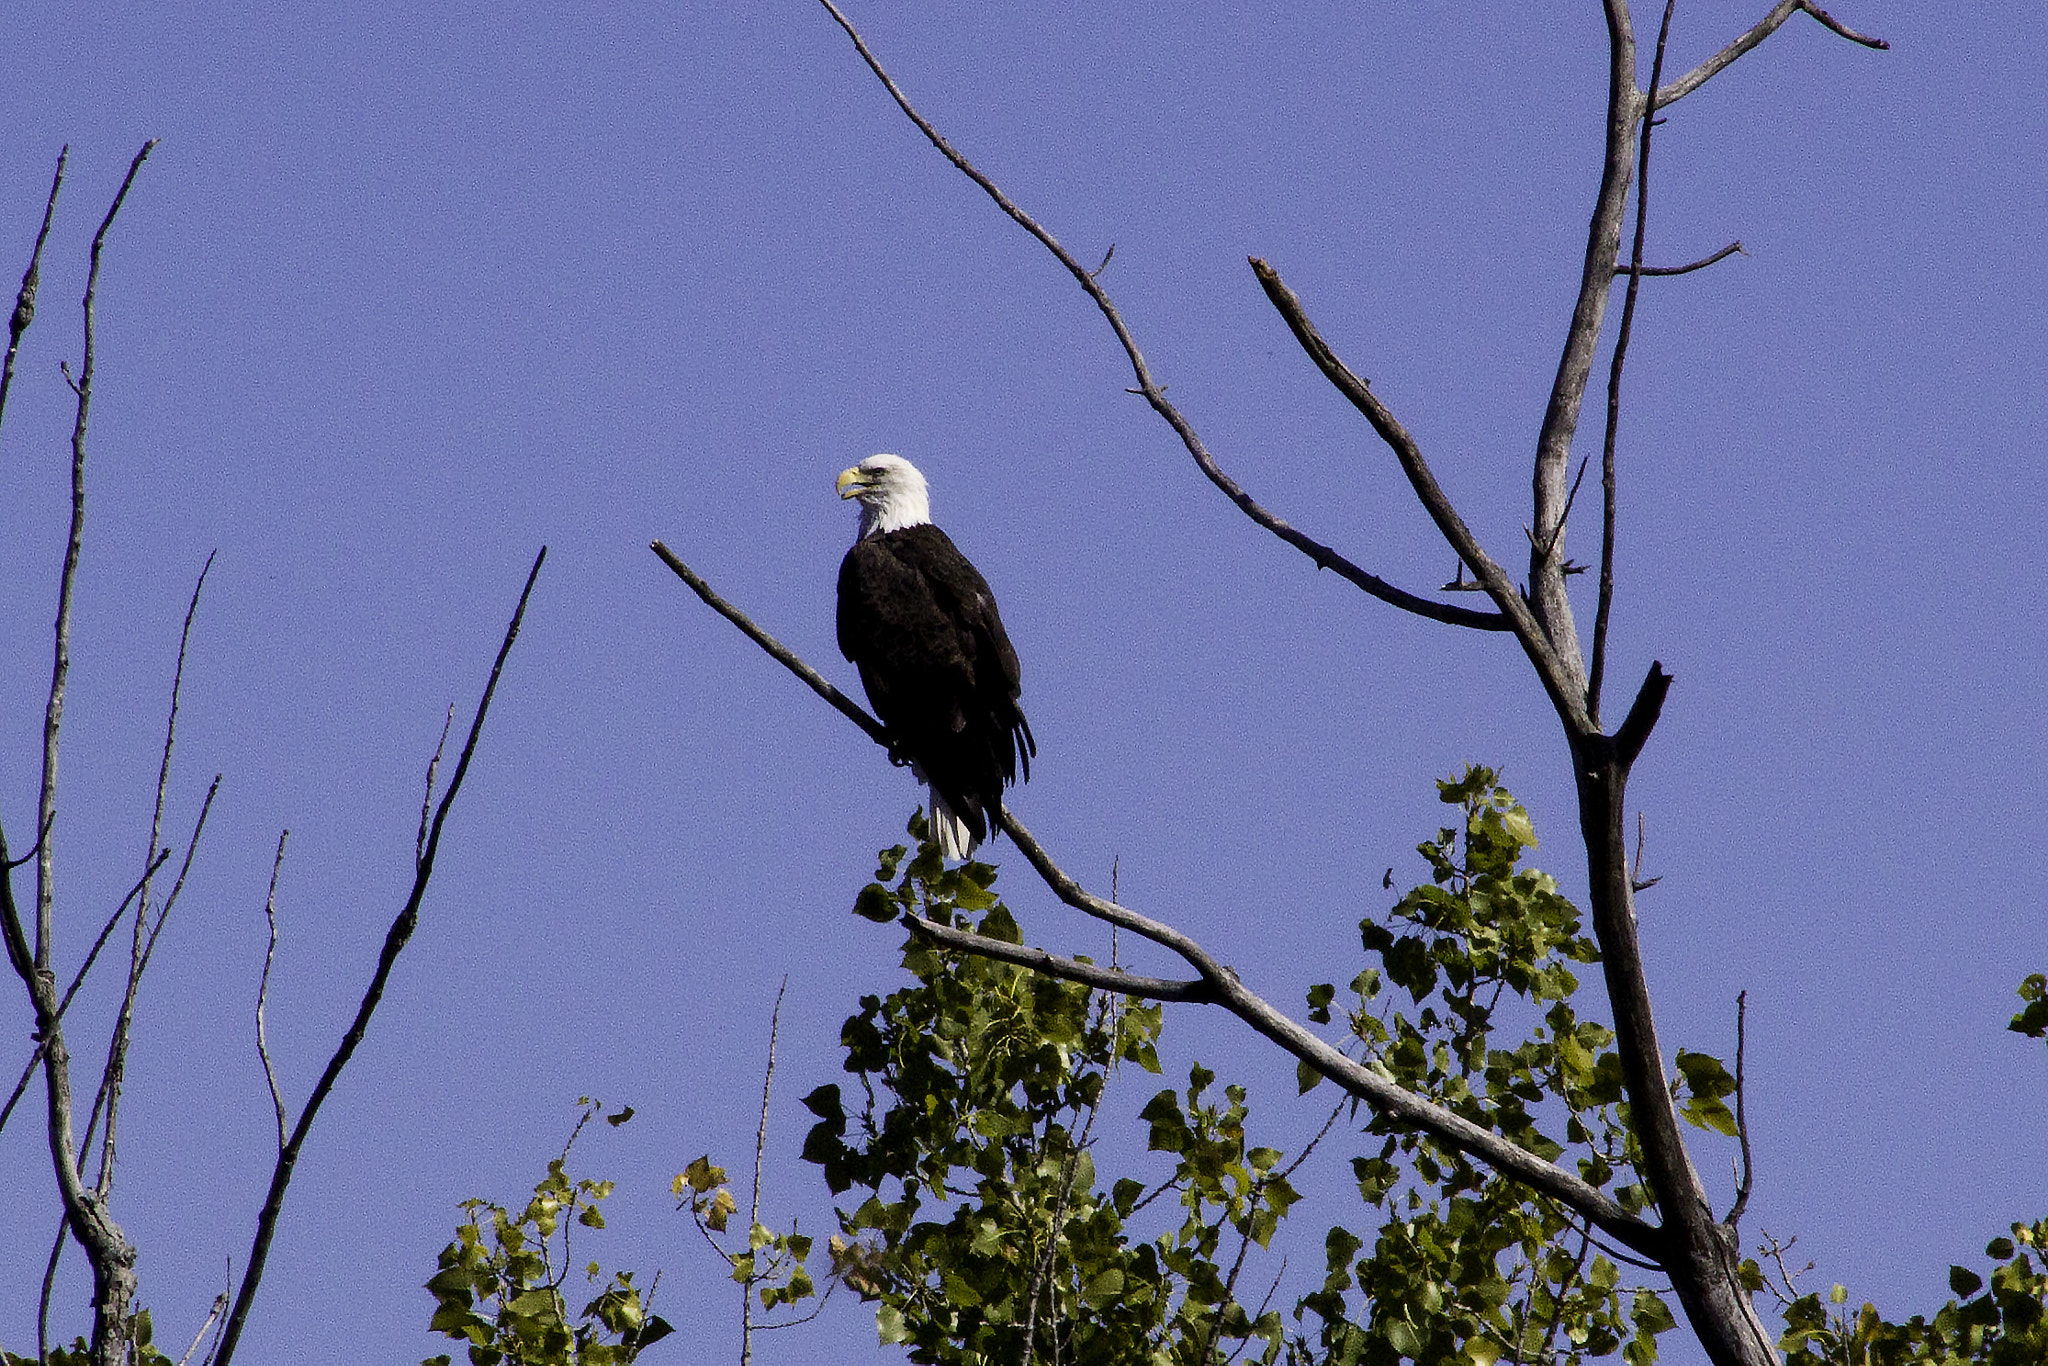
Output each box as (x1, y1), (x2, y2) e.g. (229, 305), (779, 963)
(836, 454), (1034, 860)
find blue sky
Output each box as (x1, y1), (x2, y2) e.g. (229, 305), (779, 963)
(1, 3), (2042, 1362)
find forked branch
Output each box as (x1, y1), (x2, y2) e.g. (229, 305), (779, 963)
(1654, 0), (1888, 110)
(213, 546), (546, 1366)
(812, 0), (1506, 634)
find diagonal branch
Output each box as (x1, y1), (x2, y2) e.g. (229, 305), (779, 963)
(905, 914), (1216, 1004)
(213, 546), (546, 1366)
(1654, 0), (1887, 110)
(1246, 259), (1592, 711)
(97, 550), (215, 1200)
(652, 539), (889, 748)
(813, 0), (1504, 634)
(0, 850), (167, 1137)
(661, 552), (1667, 1261)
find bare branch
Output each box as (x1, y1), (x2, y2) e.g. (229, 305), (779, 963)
(0, 850), (167, 1137)
(1726, 990), (1754, 1227)
(257, 831), (291, 1153)
(178, 1292), (230, 1366)
(39, 138), (158, 971)
(1655, 1), (1887, 110)
(993, 808), (1664, 1260)
(0, 147), (66, 442)
(1613, 660), (1673, 768)
(1590, 0), (1678, 727)
(214, 546), (546, 1366)
(651, 540), (890, 749)
(813, 0), (1503, 633)
(98, 551), (217, 1200)
(93, 774), (219, 1201)
(741, 978), (789, 1366)
(1618, 241), (1745, 277)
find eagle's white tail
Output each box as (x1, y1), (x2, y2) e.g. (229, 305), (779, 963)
(928, 788), (977, 861)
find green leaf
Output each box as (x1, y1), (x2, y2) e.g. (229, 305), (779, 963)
(1950, 1264), (1985, 1298)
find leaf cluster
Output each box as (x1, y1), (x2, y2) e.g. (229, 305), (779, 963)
(797, 818), (1288, 1364)
(1775, 1222), (2048, 1366)
(1296, 768), (1680, 1366)
(674, 1154), (821, 1315)
(422, 1103), (672, 1366)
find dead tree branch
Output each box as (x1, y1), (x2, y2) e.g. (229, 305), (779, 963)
(811, 0), (1506, 634)
(213, 546), (546, 1366)
(1654, 0), (1888, 110)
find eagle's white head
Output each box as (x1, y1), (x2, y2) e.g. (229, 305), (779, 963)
(837, 453), (932, 540)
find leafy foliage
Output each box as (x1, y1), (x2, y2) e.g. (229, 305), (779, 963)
(422, 1101), (672, 1366)
(1774, 1222), (2048, 1366)
(1, 1316), (174, 1366)
(783, 781), (1707, 1365)
(2011, 975), (2048, 1046)
(675, 1154), (825, 1316)
(799, 818), (1290, 1364)
(1296, 768), (1678, 1366)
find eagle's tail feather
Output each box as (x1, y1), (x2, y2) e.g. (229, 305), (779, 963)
(928, 788), (978, 861)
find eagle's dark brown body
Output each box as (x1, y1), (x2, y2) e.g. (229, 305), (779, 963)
(837, 522), (1033, 852)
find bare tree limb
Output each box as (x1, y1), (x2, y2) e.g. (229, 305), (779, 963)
(652, 539), (889, 749)
(213, 545), (546, 1366)
(257, 831), (291, 1153)
(1590, 0), (1678, 727)
(812, 0), (1504, 634)
(741, 977), (789, 1366)
(1618, 241), (1745, 277)
(1726, 990), (1754, 1228)
(9, 140), (159, 1366)
(0, 146), (65, 442)
(96, 551), (216, 1204)
(0, 851), (167, 1137)
(1654, 0), (1887, 110)
(91, 773), (219, 1205)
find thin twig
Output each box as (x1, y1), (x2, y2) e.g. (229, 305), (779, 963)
(1653, 0), (1887, 110)
(0, 850), (167, 1136)
(98, 551), (215, 1200)
(213, 546), (546, 1366)
(1725, 990), (1754, 1227)
(1618, 241), (1745, 277)
(741, 978), (788, 1366)
(178, 1292), (230, 1366)
(1589, 0), (1676, 729)
(418, 705), (454, 867)
(812, 0), (1504, 635)
(0, 147), (65, 444)
(93, 774), (219, 1200)
(257, 831), (292, 1152)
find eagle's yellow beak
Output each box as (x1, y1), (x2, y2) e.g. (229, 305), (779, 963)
(837, 467), (869, 499)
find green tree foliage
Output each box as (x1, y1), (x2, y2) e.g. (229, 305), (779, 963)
(422, 1102), (672, 1366)
(755, 775), (2046, 1366)
(427, 781), (2046, 1366)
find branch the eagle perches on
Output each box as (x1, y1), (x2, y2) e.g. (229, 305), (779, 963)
(660, 3), (1883, 1364)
